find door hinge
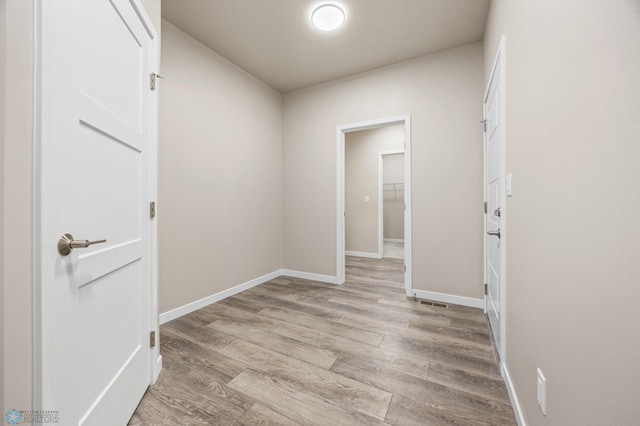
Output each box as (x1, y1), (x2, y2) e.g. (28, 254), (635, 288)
(484, 201), (487, 214)
(150, 330), (156, 348)
(481, 119), (487, 133)
(404, 265), (407, 272)
(150, 201), (156, 219)
(484, 283), (488, 295)
(150, 72), (164, 90)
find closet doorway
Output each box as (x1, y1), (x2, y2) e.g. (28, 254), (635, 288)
(379, 151), (405, 260)
(336, 115), (412, 296)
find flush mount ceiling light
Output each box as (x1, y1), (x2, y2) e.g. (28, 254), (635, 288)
(311, 4), (345, 31)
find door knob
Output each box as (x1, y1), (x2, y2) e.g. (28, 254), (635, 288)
(57, 233), (107, 256)
(487, 228), (501, 239)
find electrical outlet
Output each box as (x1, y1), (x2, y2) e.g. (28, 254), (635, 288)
(537, 368), (547, 415)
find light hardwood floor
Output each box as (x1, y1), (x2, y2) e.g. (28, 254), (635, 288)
(130, 257), (516, 425)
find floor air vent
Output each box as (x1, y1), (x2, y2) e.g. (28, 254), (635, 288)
(419, 300), (449, 309)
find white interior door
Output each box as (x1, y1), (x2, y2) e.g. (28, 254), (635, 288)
(37, 1), (156, 424)
(484, 38), (505, 360)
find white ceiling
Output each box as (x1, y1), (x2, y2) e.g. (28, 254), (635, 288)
(162, 0), (491, 93)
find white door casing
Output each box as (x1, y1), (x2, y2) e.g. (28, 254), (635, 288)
(484, 35), (506, 360)
(35, 1), (159, 424)
(337, 115), (412, 294)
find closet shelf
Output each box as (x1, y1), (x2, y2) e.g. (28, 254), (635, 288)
(383, 182), (404, 198)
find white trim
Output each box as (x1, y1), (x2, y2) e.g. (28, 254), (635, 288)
(159, 270), (282, 324)
(378, 149), (404, 258)
(130, 0), (161, 385)
(502, 362), (527, 426)
(412, 289), (484, 309)
(280, 269), (340, 285)
(345, 250), (382, 259)
(337, 115), (412, 295)
(336, 126), (346, 284)
(384, 238), (404, 243)
(153, 355), (162, 383)
(160, 269), (340, 324)
(33, 0), (44, 410)
(483, 34), (507, 360)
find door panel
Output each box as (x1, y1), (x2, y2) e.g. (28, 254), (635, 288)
(38, 0), (154, 424)
(79, 0), (145, 132)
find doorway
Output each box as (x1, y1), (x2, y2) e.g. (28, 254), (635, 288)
(337, 115), (412, 295)
(380, 151), (405, 259)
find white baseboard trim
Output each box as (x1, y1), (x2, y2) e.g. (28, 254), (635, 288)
(384, 238), (404, 243)
(159, 270), (282, 324)
(411, 289), (484, 309)
(280, 269), (341, 285)
(345, 250), (382, 259)
(502, 362), (527, 426)
(152, 355), (162, 384)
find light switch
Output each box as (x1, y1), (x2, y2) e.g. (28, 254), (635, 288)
(364, 196), (370, 203)
(506, 173), (513, 196)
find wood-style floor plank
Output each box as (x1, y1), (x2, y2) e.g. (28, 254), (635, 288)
(220, 339), (392, 421)
(233, 403), (300, 426)
(130, 256), (516, 425)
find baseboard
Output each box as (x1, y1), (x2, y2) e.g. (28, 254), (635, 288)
(159, 270), (282, 324)
(411, 289), (484, 309)
(345, 250), (382, 259)
(152, 355), (162, 384)
(502, 362), (527, 426)
(280, 269), (341, 285)
(384, 238), (404, 243)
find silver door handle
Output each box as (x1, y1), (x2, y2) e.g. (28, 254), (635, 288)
(57, 233), (107, 256)
(487, 228), (501, 239)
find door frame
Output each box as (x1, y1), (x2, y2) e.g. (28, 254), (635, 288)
(336, 115), (412, 295)
(483, 35), (507, 360)
(378, 150), (405, 258)
(32, 0), (161, 409)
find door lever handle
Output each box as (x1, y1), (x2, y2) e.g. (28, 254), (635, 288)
(487, 228), (501, 239)
(57, 233), (107, 256)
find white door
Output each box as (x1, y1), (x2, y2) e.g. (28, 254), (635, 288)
(484, 38), (505, 359)
(37, 1), (157, 424)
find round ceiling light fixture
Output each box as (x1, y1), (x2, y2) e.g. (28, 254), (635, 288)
(311, 4), (345, 31)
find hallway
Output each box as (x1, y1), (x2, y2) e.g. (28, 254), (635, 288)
(130, 257), (515, 425)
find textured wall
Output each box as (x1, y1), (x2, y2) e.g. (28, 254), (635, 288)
(484, 0), (640, 424)
(159, 22), (283, 314)
(2, 0), (33, 414)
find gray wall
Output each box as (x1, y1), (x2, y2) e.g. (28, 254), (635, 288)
(345, 125), (404, 255)
(383, 153), (404, 240)
(159, 21), (283, 314)
(283, 42), (484, 299)
(2, 0), (34, 413)
(0, 0), (6, 410)
(484, 0), (640, 424)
